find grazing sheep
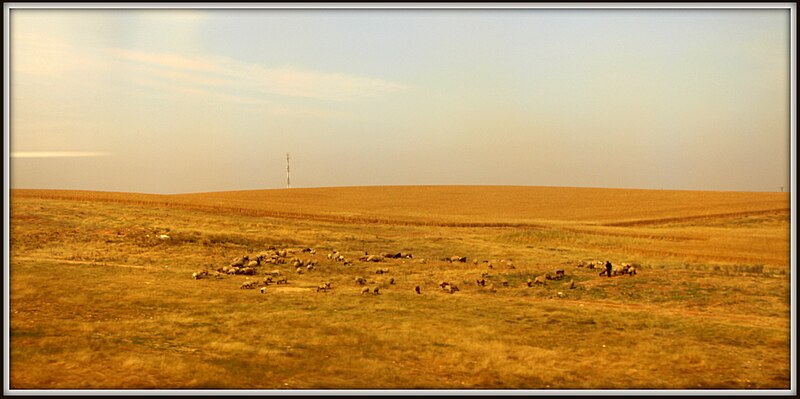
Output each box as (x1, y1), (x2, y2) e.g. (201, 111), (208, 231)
(316, 282), (332, 292)
(450, 256), (467, 263)
(545, 273), (554, 280)
(473, 259), (479, 265)
(296, 267), (303, 274)
(230, 256), (248, 267)
(263, 276), (274, 285)
(555, 269), (565, 279)
(627, 266), (637, 276)
(414, 285), (421, 294)
(306, 264), (315, 271)
(275, 276), (288, 285)
(260, 287), (267, 294)
(228, 267), (240, 275)
(361, 287), (370, 295)
(240, 280), (259, 290)
(534, 276), (547, 286)
(445, 284), (459, 294)
(247, 260), (258, 268)
(376, 268), (389, 274)
(192, 270), (208, 280)
(268, 269), (282, 277)
(367, 255), (384, 262)
(240, 267), (256, 276)
(526, 278), (533, 287)
(438, 281), (450, 289)
(354, 276), (366, 285)
(476, 278), (486, 287)
(372, 286), (380, 295)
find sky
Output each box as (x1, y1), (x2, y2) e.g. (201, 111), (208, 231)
(6, 5), (794, 194)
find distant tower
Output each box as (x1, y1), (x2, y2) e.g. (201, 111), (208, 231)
(286, 152), (291, 189)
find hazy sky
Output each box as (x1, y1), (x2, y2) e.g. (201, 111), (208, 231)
(6, 5), (793, 194)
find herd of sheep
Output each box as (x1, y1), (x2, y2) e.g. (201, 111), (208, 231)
(191, 247), (639, 297)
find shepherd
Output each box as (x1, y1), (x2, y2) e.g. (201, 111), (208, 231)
(605, 260), (613, 278)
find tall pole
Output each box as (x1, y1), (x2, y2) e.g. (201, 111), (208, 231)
(286, 153), (291, 189)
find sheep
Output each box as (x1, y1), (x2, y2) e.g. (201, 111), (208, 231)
(501, 279), (509, 287)
(228, 267), (240, 275)
(367, 255), (383, 262)
(247, 260), (258, 268)
(526, 278), (533, 288)
(275, 276), (288, 285)
(444, 284), (459, 294)
(473, 259), (479, 265)
(296, 267), (304, 275)
(361, 287), (370, 295)
(372, 286), (381, 295)
(230, 256), (248, 267)
(555, 269), (565, 279)
(545, 273), (554, 280)
(263, 276), (274, 285)
(388, 277), (395, 285)
(476, 278), (486, 287)
(192, 270), (208, 280)
(260, 287), (267, 294)
(438, 281), (450, 289)
(306, 264), (315, 271)
(414, 285), (421, 294)
(240, 280), (259, 290)
(507, 261), (516, 269)
(534, 276), (547, 286)
(316, 282), (332, 292)
(450, 256), (467, 263)
(376, 268), (389, 274)
(268, 269), (282, 277)
(240, 267), (256, 276)
(627, 266), (637, 276)
(354, 276), (366, 285)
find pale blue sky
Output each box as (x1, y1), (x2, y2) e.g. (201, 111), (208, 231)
(7, 6), (793, 194)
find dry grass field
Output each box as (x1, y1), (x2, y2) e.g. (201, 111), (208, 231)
(7, 186), (793, 390)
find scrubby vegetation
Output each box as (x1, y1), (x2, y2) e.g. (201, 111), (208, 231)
(8, 187), (791, 390)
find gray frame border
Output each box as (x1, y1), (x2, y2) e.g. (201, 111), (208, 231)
(3, 2), (796, 396)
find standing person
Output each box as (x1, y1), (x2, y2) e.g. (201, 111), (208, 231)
(605, 260), (613, 277)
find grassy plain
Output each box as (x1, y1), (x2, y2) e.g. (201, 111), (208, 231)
(8, 186), (793, 390)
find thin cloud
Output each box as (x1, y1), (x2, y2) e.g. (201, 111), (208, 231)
(11, 152), (112, 158)
(109, 48), (409, 102)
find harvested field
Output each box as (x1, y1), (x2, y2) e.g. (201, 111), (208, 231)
(7, 186), (792, 390)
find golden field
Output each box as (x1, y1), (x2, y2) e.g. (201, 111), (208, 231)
(7, 186), (793, 390)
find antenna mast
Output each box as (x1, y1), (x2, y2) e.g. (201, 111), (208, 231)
(286, 152), (291, 189)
